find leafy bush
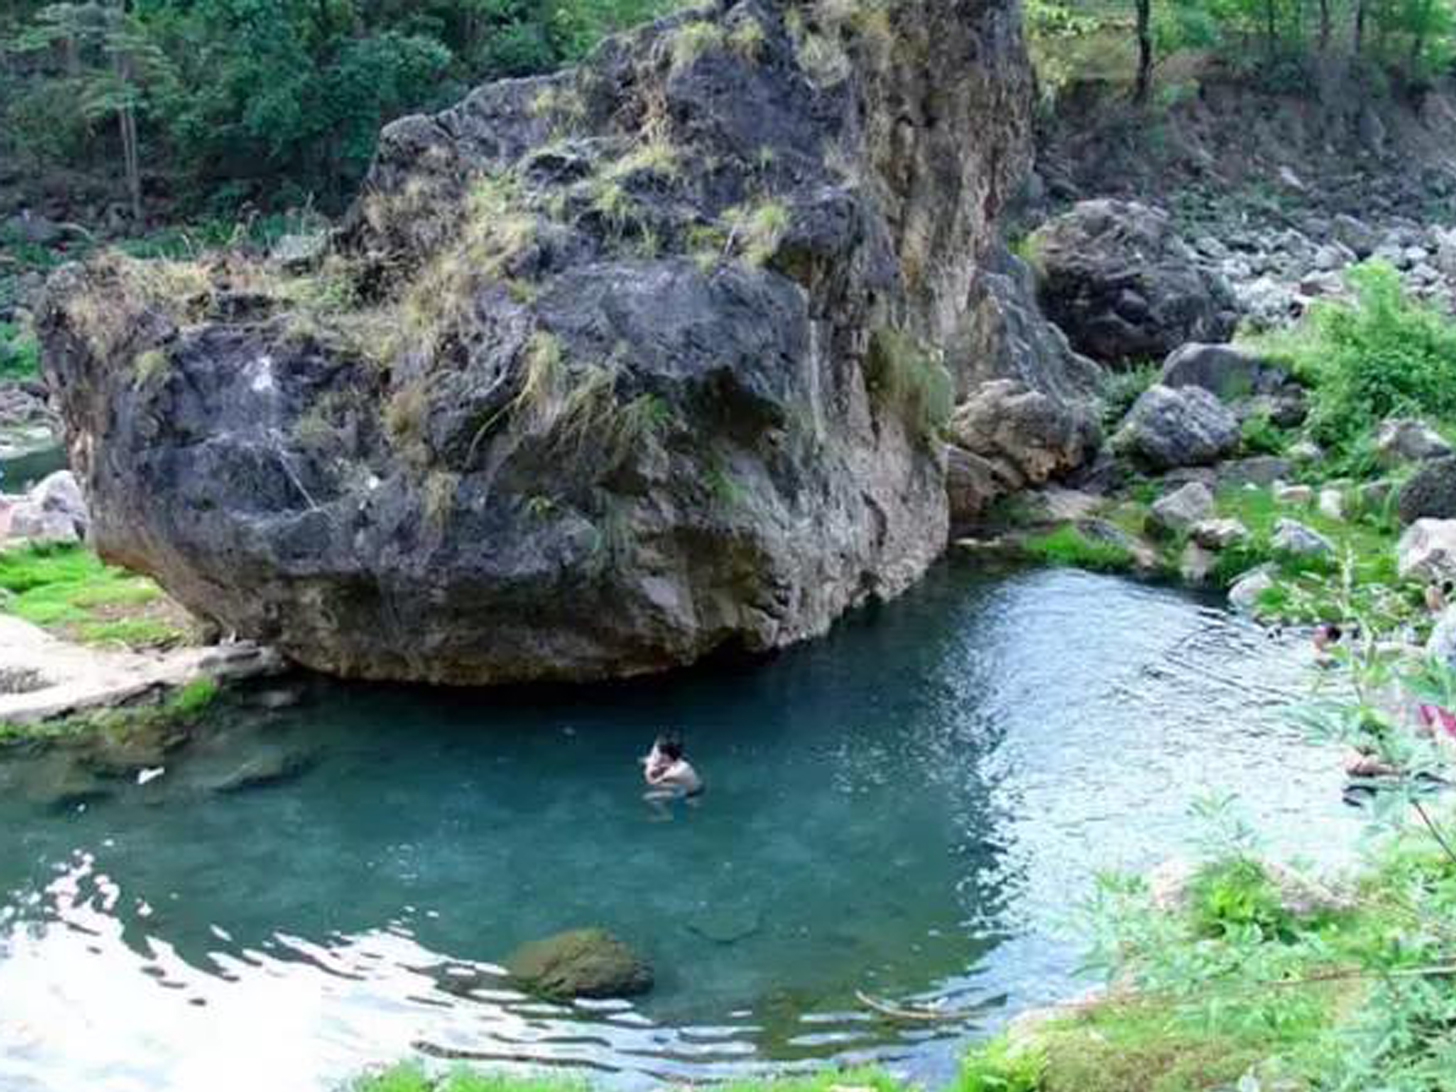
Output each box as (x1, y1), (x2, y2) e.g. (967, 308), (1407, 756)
(1100, 362), (1159, 431)
(1259, 262), (1456, 462)
(1185, 858), (1292, 939)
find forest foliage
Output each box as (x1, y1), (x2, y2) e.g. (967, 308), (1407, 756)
(3, 0), (1456, 223)
(0, 0), (678, 217)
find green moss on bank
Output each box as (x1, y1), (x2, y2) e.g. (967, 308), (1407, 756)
(349, 1065), (902, 1092)
(0, 677), (220, 746)
(0, 543), (193, 649)
(1022, 525), (1137, 572)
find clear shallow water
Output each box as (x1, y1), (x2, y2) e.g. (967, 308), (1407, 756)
(0, 566), (1360, 1091)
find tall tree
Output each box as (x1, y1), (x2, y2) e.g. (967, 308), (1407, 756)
(1134, 0), (1152, 103)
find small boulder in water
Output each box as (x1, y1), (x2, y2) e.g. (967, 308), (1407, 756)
(506, 928), (653, 1000)
(207, 747), (317, 793)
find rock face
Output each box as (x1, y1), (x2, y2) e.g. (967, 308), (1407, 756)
(1113, 384), (1239, 470)
(1026, 200), (1237, 364)
(955, 241), (1102, 401)
(40, 0), (1034, 685)
(506, 928), (652, 999)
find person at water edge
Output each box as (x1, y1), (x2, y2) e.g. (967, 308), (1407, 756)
(1312, 622), (1344, 667)
(1426, 581), (1454, 614)
(641, 733), (702, 799)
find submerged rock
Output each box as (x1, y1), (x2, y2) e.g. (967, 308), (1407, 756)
(206, 747), (318, 793)
(1026, 200), (1236, 365)
(41, 0), (1035, 686)
(506, 928), (652, 999)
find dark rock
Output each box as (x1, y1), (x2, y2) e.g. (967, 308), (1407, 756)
(41, 0), (1035, 686)
(1027, 200), (1236, 365)
(1397, 456), (1456, 524)
(1114, 385), (1240, 470)
(1160, 342), (1284, 401)
(1218, 455), (1291, 489)
(506, 928), (652, 999)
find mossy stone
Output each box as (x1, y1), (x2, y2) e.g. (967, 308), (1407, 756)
(505, 928), (652, 1000)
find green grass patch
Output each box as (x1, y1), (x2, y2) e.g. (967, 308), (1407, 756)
(0, 543), (189, 649)
(1023, 525), (1136, 573)
(348, 1065), (902, 1092)
(0, 320), (39, 381)
(1208, 483), (1422, 625)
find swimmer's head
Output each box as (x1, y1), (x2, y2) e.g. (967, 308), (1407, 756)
(654, 733), (683, 761)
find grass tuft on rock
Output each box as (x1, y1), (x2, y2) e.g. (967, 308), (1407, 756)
(865, 327), (954, 445)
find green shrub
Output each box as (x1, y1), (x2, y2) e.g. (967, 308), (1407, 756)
(1186, 858), (1292, 939)
(1100, 362), (1159, 430)
(1239, 410), (1288, 456)
(1257, 262), (1456, 467)
(956, 1037), (1043, 1092)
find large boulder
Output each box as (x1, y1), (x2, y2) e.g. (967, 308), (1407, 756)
(1026, 200), (1236, 365)
(506, 928), (653, 999)
(1113, 384), (1239, 470)
(1160, 342), (1284, 402)
(1397, 519), (1456, 582)
(40, 0), (1035, 685)
(953, 241), (1102, 401)
(1375, 418), (1453, 468)
(1397, 456), (1456, 524)
(947, 378), (1099, 488)
(1146, 480), (1214, 539)
(4, 469), (88, 544)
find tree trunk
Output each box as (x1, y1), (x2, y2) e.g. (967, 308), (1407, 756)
(1134, 0), (1152, 104)
(1355, 0), (1366, 55)
(1318, 0), (1330, 49)
(113, 47), (142, 223)
(1265, 0), (1277, 54)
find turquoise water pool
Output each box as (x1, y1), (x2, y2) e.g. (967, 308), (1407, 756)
(0, 566), (1358, 1091)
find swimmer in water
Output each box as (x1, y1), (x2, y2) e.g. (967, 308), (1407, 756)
(642, 733), (702, 806)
